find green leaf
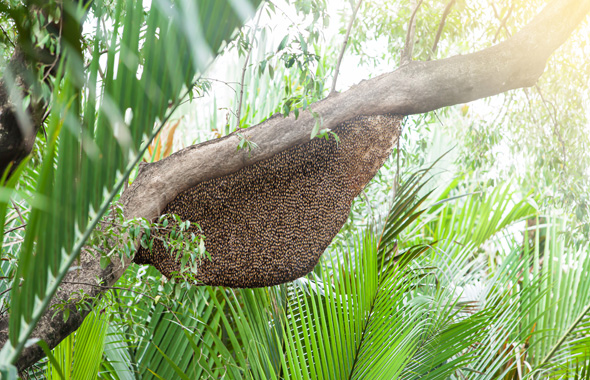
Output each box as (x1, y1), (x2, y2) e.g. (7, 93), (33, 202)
(277, 35), (289, 51)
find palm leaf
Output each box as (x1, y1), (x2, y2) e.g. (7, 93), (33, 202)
(526, 218), (590, 373)
(45, 310), (109, 380)
(0, 0), (262, 366)
(101, 324), (136, 380)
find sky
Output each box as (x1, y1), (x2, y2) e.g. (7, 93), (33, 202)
(80, 0), (590, 186)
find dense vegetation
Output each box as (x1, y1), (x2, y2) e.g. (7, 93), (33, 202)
(1, 0), (590, 378)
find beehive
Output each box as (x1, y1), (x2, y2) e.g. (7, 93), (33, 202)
(133, 114), (402, 287)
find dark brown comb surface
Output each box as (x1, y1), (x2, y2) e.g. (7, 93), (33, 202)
(133, 114), (402, 287)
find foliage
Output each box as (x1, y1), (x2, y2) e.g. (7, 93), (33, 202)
(0, 0), (262, 375)
(1, 0), (590, 379)
(84, 168), (590, 379)
(86, 204), (207, 277)
(45, 311), (109, 380)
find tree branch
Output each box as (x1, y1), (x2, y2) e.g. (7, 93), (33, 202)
(235, 5), (264, 130)
(122, 0), (590, 221)
(0, 24), (16, 48)
(493, 2), (515, 42)
(0, 52), (47, 177)
(2, 0), (590, 371)
(428, 0), (456, 60)
(331, 0), (363, 94)
(400, 0), (424, 66)
(0, 2), (67, 178)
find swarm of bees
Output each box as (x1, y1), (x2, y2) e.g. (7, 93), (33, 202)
(133, 114), (402, 288)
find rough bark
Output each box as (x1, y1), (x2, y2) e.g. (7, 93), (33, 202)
(1, 0), (589, 371)
(0, 247), (126, 373)
(0, 52), (47, 176)
(0, 0), (84, 177)
(122, 0), (590, 220)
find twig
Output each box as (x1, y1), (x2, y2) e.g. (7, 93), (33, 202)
(266, 0), (312, 38)
(390, 118), (406, 202)
(535, 84), (567, 169)
(83, 17), (111, 73)
(493, 3), (514, 42)
(40, 107), (51, 140)
(392, 119), (406, 200)
(489, 93), (511, 127)
(3, 213), (19, 227)
(362, 189), (375, 221)
(235, 5), (264, 130)
(391, 140), (401, 200)
(86, 45), (106, 80)
(400, 0), (424, 66)
(331, 0), (363, 94)
(0, 24), (16, 48)
(41, 10), (63, 83)
(522, 88), (545, 139)
(200, 77), (241, 93)
(5, 201), (27, 235)
(428, 0), (456, 60)
(11, 200), (26, 225)
(4, 224), (27, 234)
(0, 286), (13, 298)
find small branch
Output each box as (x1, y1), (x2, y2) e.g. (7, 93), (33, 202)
(266, 0), (318, 43)
(428, 0), (456, 60)
(11, 201), (26, 225)
(235, 6), (264, 130)
(0, 287), (12, 298)
(331, 0), (363, 94)
(3, 224), (27, 235)
(489, 93), (511, 128)
(394, 127), (401, 196)
(522, 89), (539, 124)
(0, 24), (16, 48)
(493, 3), (514, 42)
(41, 11), (63, 84)
(85, 45), (105, 80)
(535, 84), (567, 169)
(5, 201), (27, 234)
(490, 2), (500, 19)
(361, 190), (375, 221)
(200, 77), (240, 93)
(400, 0), (424, 66)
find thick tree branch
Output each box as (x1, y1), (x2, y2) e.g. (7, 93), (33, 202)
(0, 1), (68, 177)
(0, 52), (47, 176)
(1, 0), (590, 371)
(122, 0), (590, 221)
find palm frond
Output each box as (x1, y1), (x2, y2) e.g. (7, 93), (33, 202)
(101, 324), (136, 380)
(526, 218), (590, 373)
(45, 310), (109, 379)
(0, 0), (262, 366)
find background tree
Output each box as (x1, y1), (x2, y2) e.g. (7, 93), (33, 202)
(0, 0), (589, 377)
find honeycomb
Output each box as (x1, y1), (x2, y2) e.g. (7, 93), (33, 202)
(133, 114), (402, 287)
